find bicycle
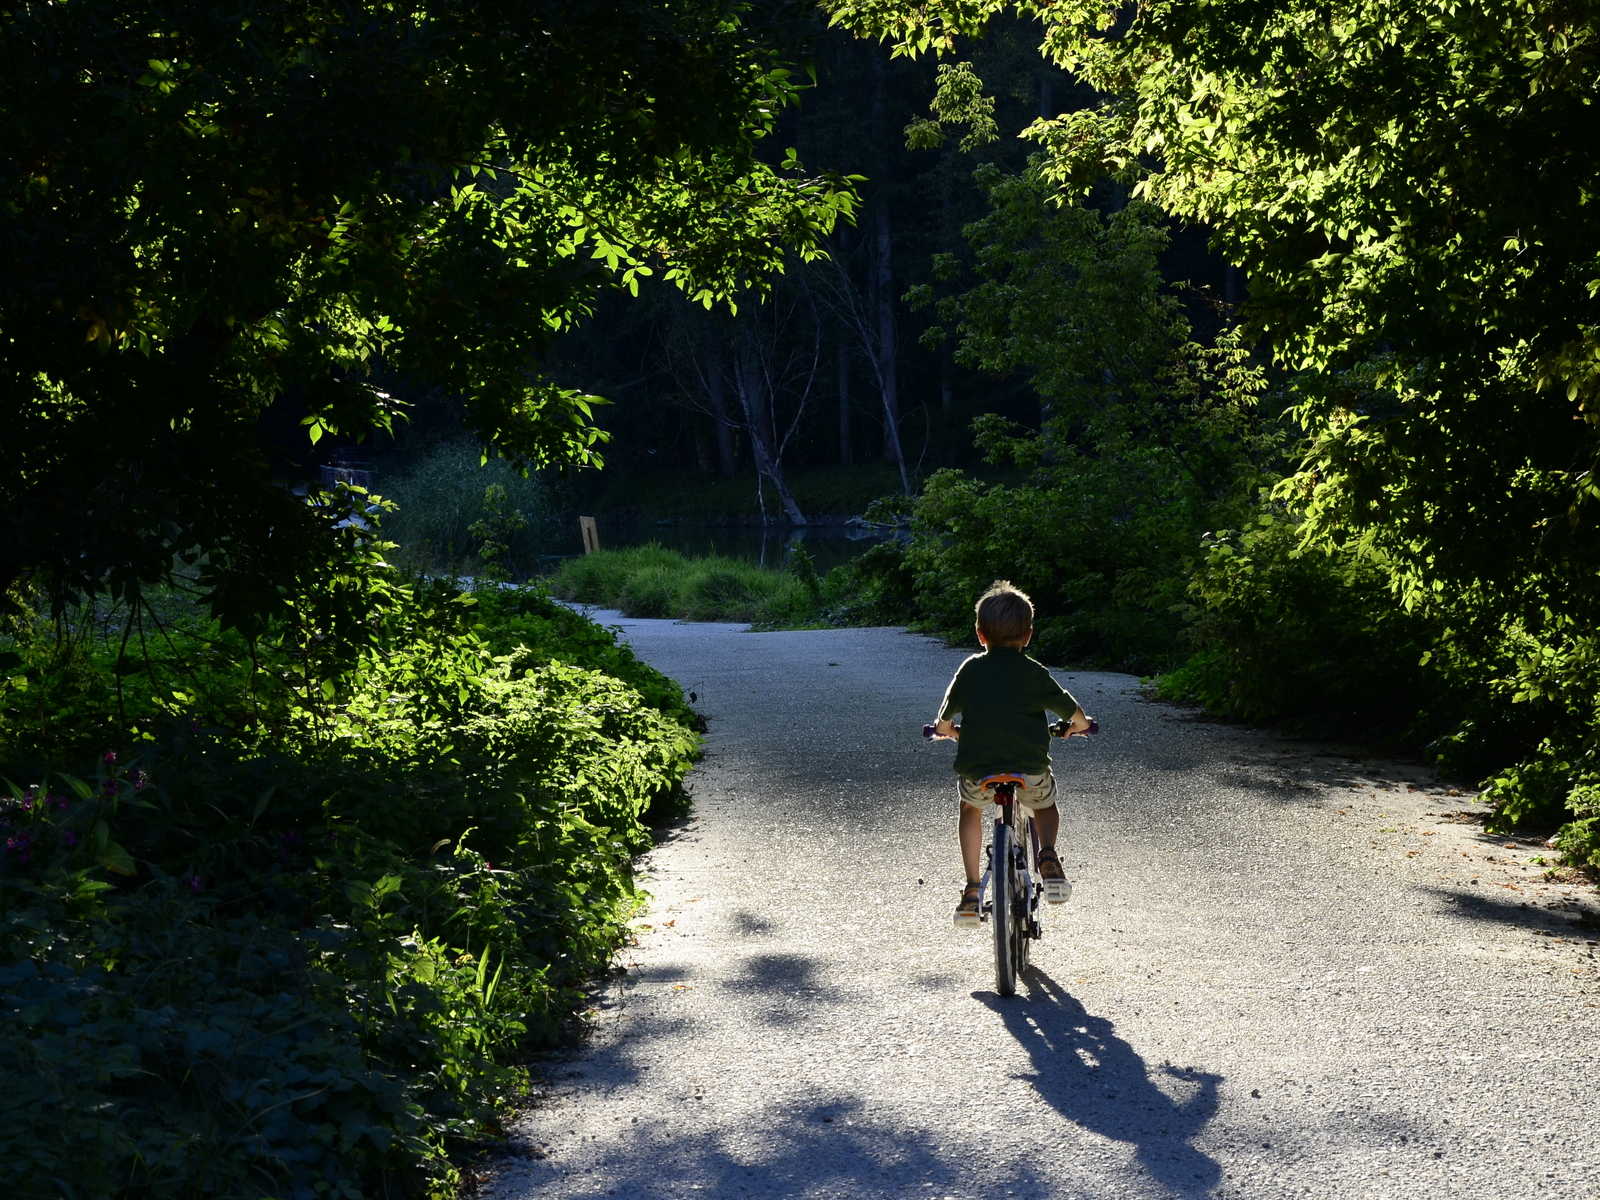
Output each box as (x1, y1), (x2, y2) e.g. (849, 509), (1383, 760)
(923, 717), (1098, 996)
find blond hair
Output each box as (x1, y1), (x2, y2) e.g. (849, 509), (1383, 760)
(975, 580), (1033, 645)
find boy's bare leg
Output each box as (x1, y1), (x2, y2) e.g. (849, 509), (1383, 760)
(958, 802), (984, 882)
(1034, 802), (1059, 853)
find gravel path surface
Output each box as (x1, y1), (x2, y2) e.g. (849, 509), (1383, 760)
(488, 617), (1600, 1200)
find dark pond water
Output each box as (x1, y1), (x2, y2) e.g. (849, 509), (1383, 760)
(540, 519), (898, 574)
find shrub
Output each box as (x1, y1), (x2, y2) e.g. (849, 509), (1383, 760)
(380, 442), (560, 579)
(0, 580), (699, 1198)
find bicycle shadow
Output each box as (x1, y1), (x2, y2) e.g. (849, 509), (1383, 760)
(978, 967), (1222, 1197)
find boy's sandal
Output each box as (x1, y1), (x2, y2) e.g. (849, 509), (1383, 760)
(953, 882), (982, 929)
(1035, 851), (1073, 904)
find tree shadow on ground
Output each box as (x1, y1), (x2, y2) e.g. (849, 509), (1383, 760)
(493, 1090), (1064, 1200)
(1423, 885), (1597, 931)
(979, 966), (1222, 1198)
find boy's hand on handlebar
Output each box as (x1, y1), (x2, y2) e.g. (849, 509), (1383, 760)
(931, 718), (959, 741)
(1065, 707), (1093, 737)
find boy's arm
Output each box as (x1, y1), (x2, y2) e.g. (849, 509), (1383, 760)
(934, 663), (965, 739)
(1045, 672), (1091, 734)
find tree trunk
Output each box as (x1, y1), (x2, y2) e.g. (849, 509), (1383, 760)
(732, 352), (807, 526)
(875, 204), (910, 493)
(706, 350), (737, 476)
(838, 327), (855, 465)
(869, 47), (906, 480)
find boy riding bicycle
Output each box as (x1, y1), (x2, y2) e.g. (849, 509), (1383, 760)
(932, 581), (1092, 927)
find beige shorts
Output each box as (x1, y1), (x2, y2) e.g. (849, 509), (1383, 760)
(957, 770), (1059, 811)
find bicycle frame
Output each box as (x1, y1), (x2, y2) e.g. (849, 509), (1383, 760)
(977, 777), (1043, 995)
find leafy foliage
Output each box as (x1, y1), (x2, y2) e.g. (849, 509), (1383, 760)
(380, 442), (564, 581)
(1, 0), (856, 630)
(888, 168), (1271, 670)
(830, 0), (1600, 855)
(0, 571), (698, 1198)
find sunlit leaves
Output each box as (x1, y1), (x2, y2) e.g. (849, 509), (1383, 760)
(0, 1), (858, 633)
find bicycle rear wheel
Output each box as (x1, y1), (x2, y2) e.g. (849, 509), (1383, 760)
(1016, 814), (1035, 976)
(992, 820), (1017, 996)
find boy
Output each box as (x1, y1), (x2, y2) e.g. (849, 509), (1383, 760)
(932, 581), (1091, 927)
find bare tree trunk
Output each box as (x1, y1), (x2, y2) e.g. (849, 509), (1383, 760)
(870, 47), (910, 494)
(874, 206), (910, 494)
(838, 327), (854, 465)
(732, 350), (807, 526)
(706, 349), (737, 476)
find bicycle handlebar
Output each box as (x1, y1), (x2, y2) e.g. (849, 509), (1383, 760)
(923, 719), (1098, 740)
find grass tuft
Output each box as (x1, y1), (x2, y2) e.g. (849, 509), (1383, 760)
(549, 546), (817, 625)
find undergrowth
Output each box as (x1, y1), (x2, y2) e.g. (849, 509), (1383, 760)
(0, 572), (698, 1199)
(548, 544), (827, 626)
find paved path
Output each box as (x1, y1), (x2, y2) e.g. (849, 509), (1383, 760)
(488, 617), (1600, 1200)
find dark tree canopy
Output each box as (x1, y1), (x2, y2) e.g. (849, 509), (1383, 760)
(0, 0), (854, 627)
(831, 0), (1600, 702)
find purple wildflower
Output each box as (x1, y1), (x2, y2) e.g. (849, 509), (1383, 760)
(190, 876), (202, 893)
(62, 831), (78, 848)
(53, 794), (68, 811)
(103, 751), (117, 765)
(22, 794), (33, 811)
(101, 777), (116, 796)
(131, 771), (148, 792)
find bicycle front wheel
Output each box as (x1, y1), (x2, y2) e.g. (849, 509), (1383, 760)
(992, 821), (1017, 997)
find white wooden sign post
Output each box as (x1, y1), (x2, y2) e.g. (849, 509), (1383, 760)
(579, 516), (600, 555)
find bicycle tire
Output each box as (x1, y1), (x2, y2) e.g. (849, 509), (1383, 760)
(992, 820), (1017, 996)
(1016, 815), (1034, 976)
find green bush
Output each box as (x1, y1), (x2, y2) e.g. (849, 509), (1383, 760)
(0, 576), (698, 1199)
(379, 442), (560, 580)
(1156, 514), (1445, 735)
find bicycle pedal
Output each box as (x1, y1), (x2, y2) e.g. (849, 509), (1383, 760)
(1043, 878), (1072, 904)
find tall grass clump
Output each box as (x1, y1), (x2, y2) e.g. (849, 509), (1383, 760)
(549, 545), (820, 625)
(380, 441), (560, 579)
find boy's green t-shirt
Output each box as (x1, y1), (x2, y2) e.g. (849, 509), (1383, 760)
(937, 646), (1080, 780)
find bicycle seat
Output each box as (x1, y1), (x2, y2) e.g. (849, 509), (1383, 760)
(980, 773), (1029, 792)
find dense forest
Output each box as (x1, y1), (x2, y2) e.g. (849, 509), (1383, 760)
(4, 1), (1600, 1195)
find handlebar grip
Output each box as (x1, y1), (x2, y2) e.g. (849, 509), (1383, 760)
(923, 724), (938, 740)
(1050, 718), (1100, 737)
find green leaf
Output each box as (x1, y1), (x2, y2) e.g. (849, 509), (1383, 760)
(98, 841), (136, 877)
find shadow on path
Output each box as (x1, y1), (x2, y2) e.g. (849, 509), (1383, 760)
(1423, 885), (1594, 932)
(980, 967), (1222, 1198)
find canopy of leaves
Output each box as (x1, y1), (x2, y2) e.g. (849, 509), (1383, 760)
(0, 0), (856, 631)
(831, 0), (1600, 831)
